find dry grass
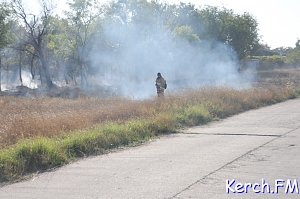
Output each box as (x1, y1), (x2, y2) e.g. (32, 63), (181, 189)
(0, 97), (155, 148)
(256, 67), (300, 87)
(1, 67), (300, 182)
(0, 85), (297, 149)
(1, 66), (299, 149)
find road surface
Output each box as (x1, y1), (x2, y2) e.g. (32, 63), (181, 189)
(1, 99), (300, 198)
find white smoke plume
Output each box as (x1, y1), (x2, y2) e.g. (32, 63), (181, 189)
(1, 70), (38, 91)
(87, 13), (254, 99)
(0, 2), (255, 99)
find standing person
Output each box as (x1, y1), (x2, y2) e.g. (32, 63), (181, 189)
(155, 72), (167, 97)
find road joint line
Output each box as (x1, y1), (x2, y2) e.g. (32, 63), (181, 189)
(169, 127), (300, 198)
(179, 132), (281, 137)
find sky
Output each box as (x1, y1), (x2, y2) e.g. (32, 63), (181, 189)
(26, 0), (300, 49)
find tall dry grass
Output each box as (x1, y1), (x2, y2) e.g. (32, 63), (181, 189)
(0, 97), (155, 148)
(0, 86), (297, 149)
(1, 64), (300, 182)
(0, 85), (298, 182)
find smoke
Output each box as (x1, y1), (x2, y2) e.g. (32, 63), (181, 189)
(1, 2), (255, 99)
(1, 70), (38, 91)
(87, 12), (254, 99)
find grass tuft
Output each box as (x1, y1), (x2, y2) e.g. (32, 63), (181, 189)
(177, 105), (212, 126)
(0, 138), (66, 182)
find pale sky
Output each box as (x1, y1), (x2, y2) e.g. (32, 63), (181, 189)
(26, 0), (300, 49)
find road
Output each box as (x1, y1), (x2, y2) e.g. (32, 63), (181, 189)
(0, 99), (300, 199)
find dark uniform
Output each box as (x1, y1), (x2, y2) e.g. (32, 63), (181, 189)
(155, 73), (167, 97)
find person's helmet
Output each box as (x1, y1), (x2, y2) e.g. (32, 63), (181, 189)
(157, 72), (162, 77)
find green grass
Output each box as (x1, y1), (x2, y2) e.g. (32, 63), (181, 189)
(0, 119), (178, 182)
(0, 87), (299, 183)
(176, 104), (212, 126)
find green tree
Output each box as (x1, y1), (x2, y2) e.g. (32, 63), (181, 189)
(0, 4), (10, 49)
(196, 6), (259, 59)
(0, 3), (11, 91)
(47, 15), (77, 84)
(65, 0), (99, 87)
(173, 25), (200, 43)
(286, 39), (300, 65)
(296, 39), (300, 48)
(223, 12), (259, 59)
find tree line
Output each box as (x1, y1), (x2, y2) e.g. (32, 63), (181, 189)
(0, 0), (282, 90)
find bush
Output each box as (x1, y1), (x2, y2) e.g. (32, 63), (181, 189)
(251, 55), (286, 69)
(286, 48), (300, 65)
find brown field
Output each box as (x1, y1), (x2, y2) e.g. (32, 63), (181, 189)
(0, 67), (299, 149)
(0, 97), (159, 148)
(255, 67), (300, 87)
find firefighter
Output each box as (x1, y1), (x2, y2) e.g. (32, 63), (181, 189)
(155, 72), (167, 97)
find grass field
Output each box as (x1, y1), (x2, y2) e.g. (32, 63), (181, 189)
(0, 67), (299, 183)
(0, 86), (297, 148)
(255, 67), (300, 87)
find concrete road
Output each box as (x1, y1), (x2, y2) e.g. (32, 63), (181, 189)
(0, 99), (300, 199)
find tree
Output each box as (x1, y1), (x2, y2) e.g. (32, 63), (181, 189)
(286, 39), (300, 65)
(47, 15), (76, 84)
(65, 0), (99, 87)
(10, 0), (54, 88)
(296, 39), (300, 48)
(272, 46), (292, 56)
(173, 25), (200, 43)
(195, 6), (259, 59)
(0, 3), (11, 91)
(225, 12), (259, 59)
(0, 4), (10, 49)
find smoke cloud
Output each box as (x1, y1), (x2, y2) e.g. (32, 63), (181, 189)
(87, 14), (254, 99)
(1, 2), (255, 99)
(1, 70), (38, 91)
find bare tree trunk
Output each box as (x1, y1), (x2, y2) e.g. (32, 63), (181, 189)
(74, 75), (77, 86)
(38, 48), (53, 89)
(0, 55), (2, 92)
(64, 73), (69, 85)
(19, 53), (23, 86)
(40, 59), (53, 88)
(80, 64), (88, 88)
(19, 65), (23, 86)
(11, 0), (54, 90)
(38, 65), (43, 86)
(30, 54), (35, 79)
